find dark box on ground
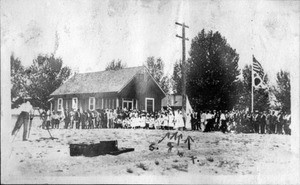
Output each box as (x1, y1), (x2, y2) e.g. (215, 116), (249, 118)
(70, 140), (118, 157)
(70, 140), (134, 157)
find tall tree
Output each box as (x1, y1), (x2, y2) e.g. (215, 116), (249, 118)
(236, 64), (270, 112)
(187, 29), (240, 111)
(171, 60), (182, 94)
(145, 56), (170, 94)
(273, 70), (290, 113)
(11, 54), (27, 108)
(234, 65), (251, 111)
(105, 59), (127, 71)
(25, 54), (71, 110)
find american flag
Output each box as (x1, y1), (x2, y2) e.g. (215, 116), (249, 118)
(253, 56), (265, 80)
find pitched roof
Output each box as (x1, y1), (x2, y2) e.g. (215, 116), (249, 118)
(51, 66), (145, 96)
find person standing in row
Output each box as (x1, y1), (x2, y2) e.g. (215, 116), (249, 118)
(174, 110), (184, 130)
(204, 111), (213, 132)
(283, 113), (291, 135)
(81, 111), (86, 129)
(191, 111), (196, 131)
(269, 111), (276, 134)
(220, 111), (227, 133)
(64, 108), (70, 129)
(266, 111), (272, 134)
(277, 112), (284, 134)
(40, 110), (47, 129)
(200, 111), (206, 132)
(74, 109), (81, 129)
(253, 111), (259, 133)
(214, 111), (220, 131)
(260, 111), (267, 134)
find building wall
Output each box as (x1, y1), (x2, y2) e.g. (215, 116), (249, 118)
(134, 73), (164, 112)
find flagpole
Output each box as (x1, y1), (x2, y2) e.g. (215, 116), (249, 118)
(251, 55), (254, 113)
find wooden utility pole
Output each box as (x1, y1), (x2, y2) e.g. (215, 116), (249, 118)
(175, 22), (189, 128)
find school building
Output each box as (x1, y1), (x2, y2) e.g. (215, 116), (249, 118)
(50, 66), (166, 112)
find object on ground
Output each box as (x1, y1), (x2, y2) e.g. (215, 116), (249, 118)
(70, 140), (134, 157)
(109, 147), (135, 155)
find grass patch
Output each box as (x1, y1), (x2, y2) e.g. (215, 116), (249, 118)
(198, 161), (206, 166)
(211, 140), (219, 145)
(136, 163), (149, 171)
(126, 168), (133, 173)
(217, 161), (227, 167)
(206, 156), (214, 162)
(171, 164), (188, 172)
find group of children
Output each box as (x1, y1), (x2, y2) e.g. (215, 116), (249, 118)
(40, 108), (187, 130)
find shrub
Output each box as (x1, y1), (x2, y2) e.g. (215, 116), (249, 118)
(126, 168), (133, 173)
(136, 163), (149, 171)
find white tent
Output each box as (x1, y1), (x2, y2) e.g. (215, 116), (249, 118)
(185, 96), (193, 130)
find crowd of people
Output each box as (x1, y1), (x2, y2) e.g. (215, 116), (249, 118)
(40, 107), (186, 130)
(195, 110), (291, 135)
(40, 107), (291, 135)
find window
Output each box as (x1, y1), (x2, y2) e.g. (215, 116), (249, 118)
(112, 99), (115, 109)
(89, 97), (95, 111)
(58, 98), (63, 111)
(145, 98), (154, 113)
(72, 97), (78, 110)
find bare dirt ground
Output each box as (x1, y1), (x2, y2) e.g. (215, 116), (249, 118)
(2, 118), (299, 184)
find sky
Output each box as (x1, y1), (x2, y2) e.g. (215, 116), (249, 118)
(1, 0), (299, 84)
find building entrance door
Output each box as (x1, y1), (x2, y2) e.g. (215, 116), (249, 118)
(123, 99), (133, 110)
(145, 98), (154, 113)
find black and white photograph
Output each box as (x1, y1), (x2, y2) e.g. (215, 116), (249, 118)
(1, 0), (299, 184)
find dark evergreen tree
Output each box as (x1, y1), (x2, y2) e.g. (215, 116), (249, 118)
(171, 60), (182, 94)
(273, 70), (290, 113)
(187, 29), (240, 111)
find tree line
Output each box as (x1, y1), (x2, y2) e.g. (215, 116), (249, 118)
(11, 29), (290, 114)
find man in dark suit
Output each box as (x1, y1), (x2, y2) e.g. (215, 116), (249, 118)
(191, 112), (196, 131)
(260, 111), (267, 134)
(253, 111), (259, 133)
(277, 112), (284, 134)
(270, 111), (276, 134)
(12, 111), (30, 141)
(81, 111), (87, 129)
(74, 109), (81, 129)
(103, 110), (108, 128)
